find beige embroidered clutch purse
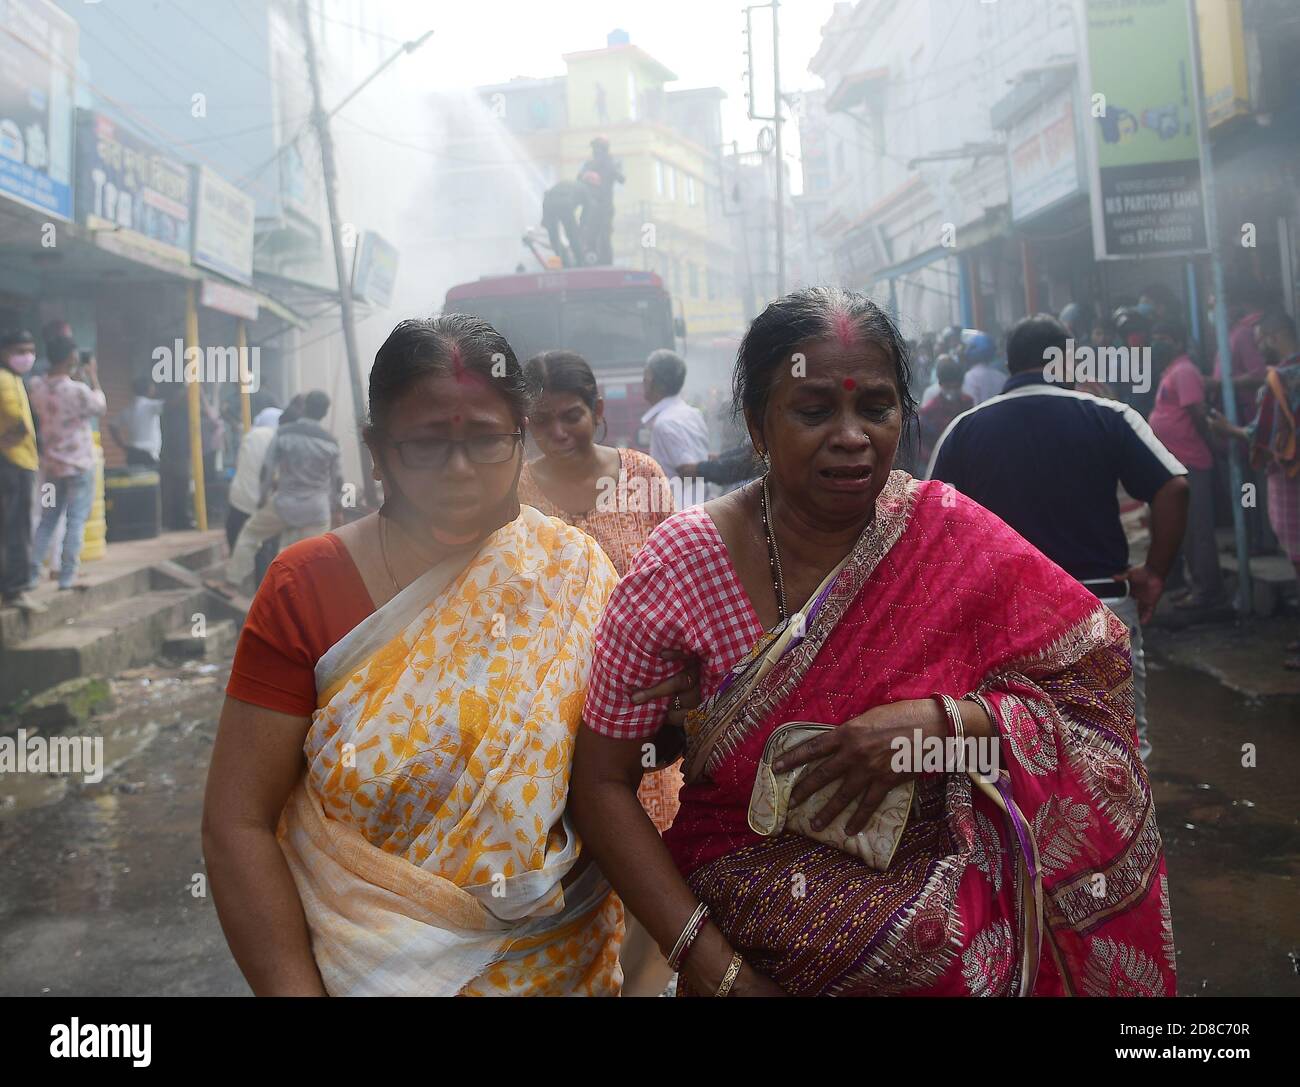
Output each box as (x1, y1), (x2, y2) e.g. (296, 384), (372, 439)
(747, 722), (914, 870)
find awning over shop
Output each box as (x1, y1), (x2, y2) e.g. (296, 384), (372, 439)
(867, 244), (954, 285)
(954, 206), (1013, 251)
(0, 198), (303, 328)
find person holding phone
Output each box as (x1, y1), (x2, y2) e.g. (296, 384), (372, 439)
(27, 336), (106, 591)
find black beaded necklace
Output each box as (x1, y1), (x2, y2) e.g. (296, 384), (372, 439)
(759, 473), (789, 624)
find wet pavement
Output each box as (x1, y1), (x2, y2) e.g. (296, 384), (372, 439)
(1143, 655), (1300, 996)
(0, 647), (1296, 997)
(0, 663), (246, 997)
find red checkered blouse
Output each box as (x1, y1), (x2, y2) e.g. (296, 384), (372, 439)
(583, 506), (766, 740)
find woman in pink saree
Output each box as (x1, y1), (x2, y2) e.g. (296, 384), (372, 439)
(570, 288), (1175, 997)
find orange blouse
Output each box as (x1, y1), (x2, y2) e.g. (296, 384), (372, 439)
(518, 446), (684, 832)
(518, 447), (676, 576)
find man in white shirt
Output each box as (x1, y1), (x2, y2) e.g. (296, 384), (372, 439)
(641, 349), (710, 508)
(108, 377), (164, 469)
(224, 400), (299, 586)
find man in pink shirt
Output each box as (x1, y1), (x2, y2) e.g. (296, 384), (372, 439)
(1210, 289), (1268, 403)
(1210, 279), (1276, 555)
(27, 335), (107, 590)
(1150, 323), (1225, 609)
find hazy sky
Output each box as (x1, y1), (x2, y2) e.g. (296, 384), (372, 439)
(382, 0), (841, 174)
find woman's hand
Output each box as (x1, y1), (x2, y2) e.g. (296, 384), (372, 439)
(772, 699), (948, 834)
(680, 923), (787, 997)
(1207, 408), (1245, 441)
(628, 649), (701, 769)
(629, 648), (701, 722)
(731, 963), (788, 997)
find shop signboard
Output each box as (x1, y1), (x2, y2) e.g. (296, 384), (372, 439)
(1008, 88), (1084, 223)
(200, 279), (259, 322)
(0, 0), (76, 220)
(193, 166), (255, 285)
(1197, 0), (1250, 129)
(352, 230), (399, 308)
(75, 110), (191, 265)
(1080, 0), (1211, 259)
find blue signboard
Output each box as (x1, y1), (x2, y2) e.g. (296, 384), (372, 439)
(75, 109), (192, 265)
(0, 0), (76, 220)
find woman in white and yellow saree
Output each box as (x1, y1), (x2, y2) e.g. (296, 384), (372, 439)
(205, 316), (653, 996)
(278, 501), (622, 995)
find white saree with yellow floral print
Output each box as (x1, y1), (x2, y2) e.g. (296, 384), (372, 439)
(277, 504), (624, 996)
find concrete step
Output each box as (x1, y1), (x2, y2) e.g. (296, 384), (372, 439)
(0, 587), (209, 708)
(0, 536), (224, 649)
(0, 568), (152, 649)
(163, 618), (237, 660)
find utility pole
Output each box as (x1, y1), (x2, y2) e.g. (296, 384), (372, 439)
(298, 3), (431, 508)
(772, 0), (785, 298)
(744, 1), (786, 299)
(1188, 0), (1251, 614)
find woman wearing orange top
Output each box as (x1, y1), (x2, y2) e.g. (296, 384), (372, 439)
(203, 317), (693, 997)
(518, 350), (685, 833)
(519, 350), (688, 994)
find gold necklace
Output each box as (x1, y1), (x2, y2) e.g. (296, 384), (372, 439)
(379, 516), (403, 595)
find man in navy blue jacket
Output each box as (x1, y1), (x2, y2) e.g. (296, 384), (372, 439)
(928, 313), (1189, 762)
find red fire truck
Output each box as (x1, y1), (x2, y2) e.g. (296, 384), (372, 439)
(443, 267), (683, 450)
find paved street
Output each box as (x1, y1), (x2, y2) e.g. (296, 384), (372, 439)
(1, 626), (1296, 997)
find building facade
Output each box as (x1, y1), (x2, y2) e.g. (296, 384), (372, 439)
(805, 0), (1300, 341)
(477, 32), (747, 344)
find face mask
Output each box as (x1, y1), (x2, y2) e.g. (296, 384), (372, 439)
(6, 351), (35, 375)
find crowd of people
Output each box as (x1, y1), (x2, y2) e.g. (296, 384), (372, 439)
(0, 316), (349, 618)
(901, 280), (1299, 672)
(0, 325), (107, 614)
(7, 279), (1297, 996)
(200, 288), (1213, 998)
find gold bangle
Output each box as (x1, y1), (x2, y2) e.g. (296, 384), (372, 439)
(715, 952), (743, 997)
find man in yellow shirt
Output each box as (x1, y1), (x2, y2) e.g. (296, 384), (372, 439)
(0, 330), (46, 613)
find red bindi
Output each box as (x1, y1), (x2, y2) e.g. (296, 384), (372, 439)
(453, 414), (461, 424)
(843, 377), (856, 391)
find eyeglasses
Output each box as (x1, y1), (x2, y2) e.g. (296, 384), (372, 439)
(390, 431), (522, 469)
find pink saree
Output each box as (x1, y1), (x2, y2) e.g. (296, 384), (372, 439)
(670, 472), (1175, 996)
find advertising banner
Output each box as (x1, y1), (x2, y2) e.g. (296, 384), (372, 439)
(200, 279), (259, 322)
(75, 110), (191, 265)
(1008, 88), (1083, 223)
(193, 166), (255, 284)
(1197, 0), (1250, 129)
(1080, 0), (1211, 258)
(0, 0), (76, 220)
(353, 230), (399, 308)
